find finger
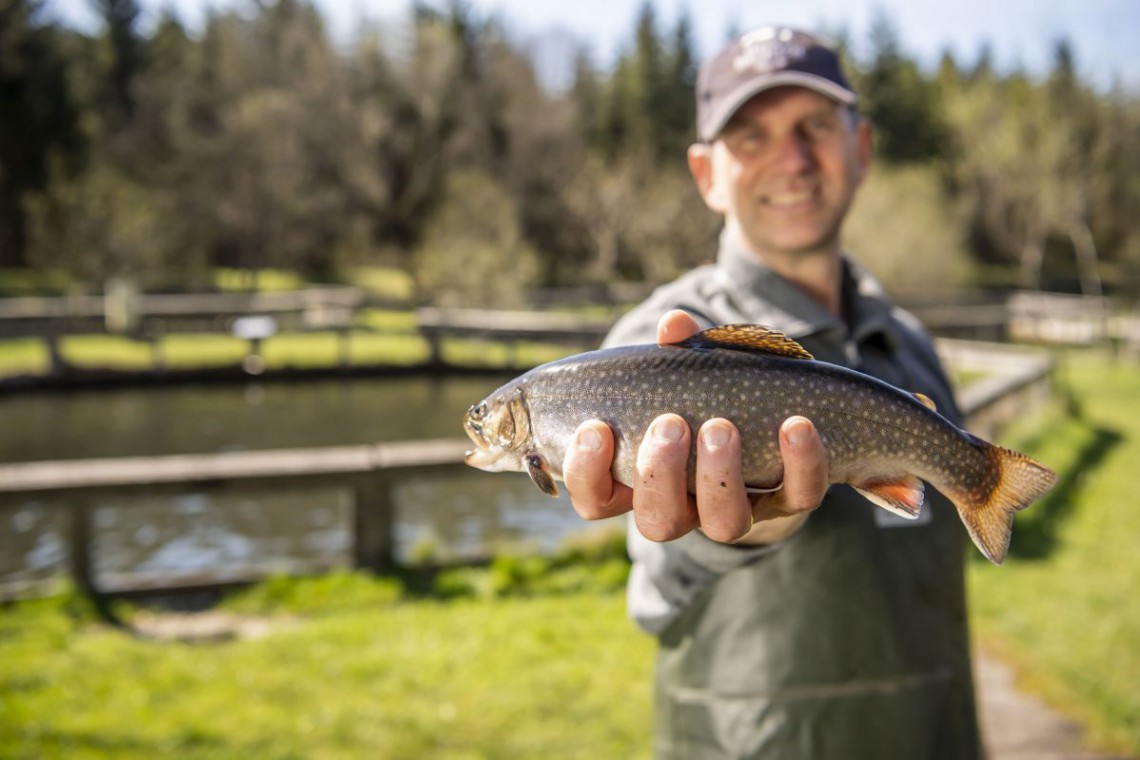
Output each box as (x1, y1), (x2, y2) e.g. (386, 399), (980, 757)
(656, 309), (702, 346)
(695, 419), (753, 542)
(632, 414), (699, 541)
(776, 416), (829, 513)
(563, 420), (633, 520)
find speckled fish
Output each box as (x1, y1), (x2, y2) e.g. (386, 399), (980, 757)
(463, 324), (1056, 563)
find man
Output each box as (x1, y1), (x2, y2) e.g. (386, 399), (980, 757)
(562, 27), (982, 759)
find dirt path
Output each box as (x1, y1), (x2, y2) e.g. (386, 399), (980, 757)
(977, 650), (1132, 759)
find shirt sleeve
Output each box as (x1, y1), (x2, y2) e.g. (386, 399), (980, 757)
(627, 522), (784, 634)
(603, 289), (786, 634)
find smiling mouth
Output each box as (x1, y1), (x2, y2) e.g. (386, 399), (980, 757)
(762, 189), (817, 208)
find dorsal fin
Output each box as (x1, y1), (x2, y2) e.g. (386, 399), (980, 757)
(675, 324), (814, 360)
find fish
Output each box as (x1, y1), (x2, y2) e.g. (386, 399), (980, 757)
(463, 324), (1057, 563)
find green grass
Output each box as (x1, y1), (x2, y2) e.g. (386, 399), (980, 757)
(969, 351), (1140, 754)
(0, 533), (651, 759)
(0, 338), (51, 375)
(343, 266), (414, 303)
(212, 269), (305, 293)
(0, 321), (579, 377)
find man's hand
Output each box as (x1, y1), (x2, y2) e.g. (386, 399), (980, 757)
(562, 310), (830, 545)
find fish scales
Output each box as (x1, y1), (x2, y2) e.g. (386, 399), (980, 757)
(521, 344), (972, 490)
(464, 324), (1056, 563)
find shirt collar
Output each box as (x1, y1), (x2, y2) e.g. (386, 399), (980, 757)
(716, 230), (901, 350)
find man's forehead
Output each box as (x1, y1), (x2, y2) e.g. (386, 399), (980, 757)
(725, 87), (845, 125)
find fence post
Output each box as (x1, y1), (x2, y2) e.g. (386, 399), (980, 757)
(66, 497), (126, 626)
(352, 474), (396, 572)
(68, 497), (97, 596)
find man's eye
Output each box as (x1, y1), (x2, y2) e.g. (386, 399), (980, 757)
(730, 128), (765, 153)
(804, 116), (836, 136)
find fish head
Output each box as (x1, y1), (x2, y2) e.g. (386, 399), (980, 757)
(463, 387), (531, 473)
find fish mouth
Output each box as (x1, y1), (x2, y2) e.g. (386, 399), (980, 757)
(463, 406), (499, 470)
(464, 447), (500, 469)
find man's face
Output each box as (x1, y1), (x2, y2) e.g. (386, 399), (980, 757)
(689, 87), (872, 262)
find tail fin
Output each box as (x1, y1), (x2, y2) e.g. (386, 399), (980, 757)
(954, 440), (1057, 564)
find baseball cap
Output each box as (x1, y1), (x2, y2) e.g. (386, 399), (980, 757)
(696, 26), (857, 142)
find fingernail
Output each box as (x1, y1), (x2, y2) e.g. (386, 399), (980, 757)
(652, 417), (684, 443)
(786, 417), (811, 447)
(576, 426), (602, 452)
(702, 423), (730, 450)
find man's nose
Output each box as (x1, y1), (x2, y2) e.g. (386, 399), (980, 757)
(770, 132), (814, 173)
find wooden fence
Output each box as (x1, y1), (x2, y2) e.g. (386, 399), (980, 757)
(0, 440), (469, 600)
(0, 340), (1056, 600)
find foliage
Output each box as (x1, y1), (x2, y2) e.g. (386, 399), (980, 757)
(0, 3), (1137, 299)
(221, 569), (402, 616)
(431, 526), (631, 600)
(844, 163), (971, 292)
(852, 12), (949, 164)
(0, 0), (82, 266)
(412, 168), (538, 307)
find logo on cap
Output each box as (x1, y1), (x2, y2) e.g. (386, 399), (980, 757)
(733, 27), (808, 75)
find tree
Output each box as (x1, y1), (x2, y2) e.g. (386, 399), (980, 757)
(91, 0), (143, 127)
(942, 43), (1111, 295)
(413, 168), (537, 307)
(24, 157), (189, 287)
(855, 12), (947, 164)
(0, 0), (81, 267)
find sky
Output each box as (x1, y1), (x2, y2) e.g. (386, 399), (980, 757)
(44, 0), (1140, 93)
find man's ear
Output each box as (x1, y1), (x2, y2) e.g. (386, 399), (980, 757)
(688, 143), (726, 213)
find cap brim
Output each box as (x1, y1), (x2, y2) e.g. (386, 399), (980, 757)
(700, 73), (858, 142)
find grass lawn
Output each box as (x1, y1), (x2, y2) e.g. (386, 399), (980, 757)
(0, 539), (653, 759)
(0, 310), (581, 377)
(0, 591), (653, 759)
(969, 351), (1140, 754)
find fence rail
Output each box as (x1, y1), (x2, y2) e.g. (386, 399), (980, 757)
(0, 439), (468, 494)
(0, 341), (1056, 600)
(0, 440), (470, 601)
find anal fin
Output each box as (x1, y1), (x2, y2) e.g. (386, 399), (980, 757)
(853, 475), (925, 519)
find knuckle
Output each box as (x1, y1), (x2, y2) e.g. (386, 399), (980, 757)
(702, 519), (748, 544)
(570, 498), (608, 521)
(635, 508), (693, 542)
(695, 477), (751, 543)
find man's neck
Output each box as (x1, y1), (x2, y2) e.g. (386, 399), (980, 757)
(732, 232), (844, 317)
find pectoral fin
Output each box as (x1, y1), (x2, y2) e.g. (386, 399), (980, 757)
(913, 392), (937, 411)
(853, 475), (925, 519)
(525, 453), (559, 497)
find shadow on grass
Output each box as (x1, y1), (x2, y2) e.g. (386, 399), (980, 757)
(999, 422), (1123, 562)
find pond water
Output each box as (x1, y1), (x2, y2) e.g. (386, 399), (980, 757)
(0, 375), (618, 594)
